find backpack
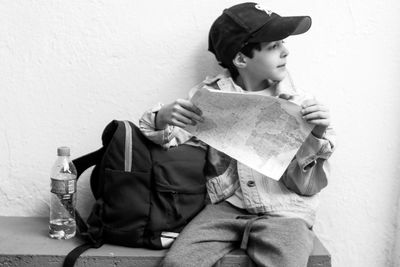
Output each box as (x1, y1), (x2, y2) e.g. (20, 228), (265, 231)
(64, 120), (207, 267)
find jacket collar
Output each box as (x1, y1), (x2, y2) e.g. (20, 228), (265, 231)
(203, 70), (299, 98)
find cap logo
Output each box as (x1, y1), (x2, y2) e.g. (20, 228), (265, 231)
(255, 4), (272, 16)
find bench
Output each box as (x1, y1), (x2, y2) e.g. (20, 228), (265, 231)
(0, 216), (331, 266)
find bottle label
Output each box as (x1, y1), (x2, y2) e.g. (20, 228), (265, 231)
(51, 178), (76, 194)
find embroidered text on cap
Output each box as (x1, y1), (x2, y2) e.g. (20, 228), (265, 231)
(255, 3), (272, 16)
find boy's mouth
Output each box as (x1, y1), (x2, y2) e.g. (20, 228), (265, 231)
(277, 64), (286, 68)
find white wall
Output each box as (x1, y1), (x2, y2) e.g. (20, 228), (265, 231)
(395, 197), (400, 266)
(1, 0), (400, 266)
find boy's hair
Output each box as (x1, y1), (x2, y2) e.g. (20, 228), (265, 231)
(208, 2), (311, 74)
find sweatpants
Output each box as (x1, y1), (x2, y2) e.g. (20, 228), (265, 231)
(160, 201), (315, 267)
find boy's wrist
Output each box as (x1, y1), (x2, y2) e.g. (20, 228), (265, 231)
(155, 109), (168, 130)
(311, 125), (327, 139)
(154, 111), (163, 130)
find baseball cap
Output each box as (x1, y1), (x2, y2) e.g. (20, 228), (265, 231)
(208, 2), (312, 68)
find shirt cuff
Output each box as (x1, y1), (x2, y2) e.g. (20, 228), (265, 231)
(139, 103), (175, 147)
(296, 133), (334, 171)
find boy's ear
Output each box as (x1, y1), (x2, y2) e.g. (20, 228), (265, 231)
(232, 52), (247, 69)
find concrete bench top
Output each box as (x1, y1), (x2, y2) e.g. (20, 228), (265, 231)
(0, 216), (330, 266)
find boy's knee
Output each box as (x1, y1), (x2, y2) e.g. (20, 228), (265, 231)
(282, 218), (314, 241)
(255, 217), (314, 245)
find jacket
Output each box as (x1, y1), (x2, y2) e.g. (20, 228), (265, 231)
(139, 72), (336, 227)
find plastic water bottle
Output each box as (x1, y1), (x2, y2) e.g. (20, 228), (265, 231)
(49, 146), (77, 239)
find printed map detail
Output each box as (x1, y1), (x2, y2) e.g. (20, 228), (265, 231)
(185, 88), (314, 180)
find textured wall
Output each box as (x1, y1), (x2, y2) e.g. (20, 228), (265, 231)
(1, 0), (400, 266)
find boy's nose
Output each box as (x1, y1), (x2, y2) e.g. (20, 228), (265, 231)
(281, 45), (289, 58)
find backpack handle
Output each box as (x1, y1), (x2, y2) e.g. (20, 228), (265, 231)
(72, 147), (105, 179)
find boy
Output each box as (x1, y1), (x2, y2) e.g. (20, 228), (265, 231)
(139, 2), (335, 267)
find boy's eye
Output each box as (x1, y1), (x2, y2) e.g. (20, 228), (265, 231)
(268, 43), (278, 50)
(267, 40), (285, 50)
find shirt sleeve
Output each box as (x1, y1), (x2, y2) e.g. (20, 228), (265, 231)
(281, 126), (336, 196)
(139, 102), (205, 148)
(138, 103), (178, 148)
(138, 80), (211, 148)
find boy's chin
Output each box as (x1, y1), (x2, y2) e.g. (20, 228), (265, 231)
(271, 76), (286, 83)
(271, 72), (288, 82)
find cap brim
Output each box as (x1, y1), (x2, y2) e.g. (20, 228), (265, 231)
(248, 16), (311, 43)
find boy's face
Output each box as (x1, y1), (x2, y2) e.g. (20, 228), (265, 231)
(243, 40), (289, 82)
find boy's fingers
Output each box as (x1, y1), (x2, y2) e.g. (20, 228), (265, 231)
(179, 108), (204, 123)
(301, 105), (328, 115)
(170, 118), (187, 128)
(301, 98), (318, 108)
(173, 105), (203, 124)
(177, 99), (203, 116)
(308, 119), (330, 126)
(178, 103), (204, 122)
(171, 113), (199, 128)
(173, 113), (193, 125)
(302, 111), (329, 120)
(278, 93), (294, 100)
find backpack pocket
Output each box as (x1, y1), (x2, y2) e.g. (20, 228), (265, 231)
(150, 184), (206, 232)
(153, 159), (206, 190)
(150, 159), (206, 232)
(102, 168), (151, 232)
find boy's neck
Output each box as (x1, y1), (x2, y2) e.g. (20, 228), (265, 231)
(235, 75), (274, 93)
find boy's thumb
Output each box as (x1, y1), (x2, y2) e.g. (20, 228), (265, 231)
(278, 93), (294, 100)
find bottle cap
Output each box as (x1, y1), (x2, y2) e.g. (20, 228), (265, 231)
(57, 146), (70, 156)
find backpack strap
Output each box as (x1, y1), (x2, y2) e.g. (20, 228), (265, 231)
(72, 148), (105, 234)
(63, 240), (104, 267)
(62, 148), (106, 267)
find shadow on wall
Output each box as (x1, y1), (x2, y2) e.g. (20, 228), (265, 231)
(76, 167), (96, 219)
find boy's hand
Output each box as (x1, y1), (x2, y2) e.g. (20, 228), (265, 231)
(301, 99), (330, 138)
(156, 99), (203, 129)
